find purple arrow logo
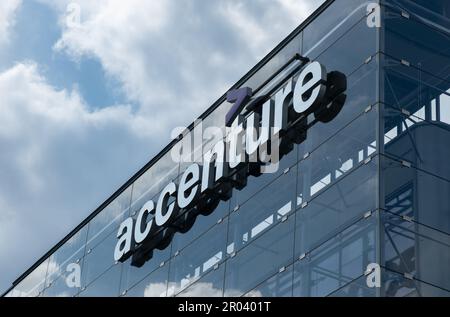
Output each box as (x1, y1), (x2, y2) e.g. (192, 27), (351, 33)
(225, 87), (253, 127)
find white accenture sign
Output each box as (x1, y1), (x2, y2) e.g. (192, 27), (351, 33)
(114, 59), (347, 267)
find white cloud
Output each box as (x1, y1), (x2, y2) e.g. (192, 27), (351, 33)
(0, 0), (22, 46)
(141, 281), (262, 297)
(45, 0), (323, 134)
(0, 62), (159, 293)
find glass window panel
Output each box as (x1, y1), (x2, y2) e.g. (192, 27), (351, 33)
(381, 57), (450, 182)
(81, 230), (118, 287)
(382, 155), (450, 236)
(381, 0), (450, 30)
(171, 200), (230, 255)
(86, 186), (132, 249)
(120, 245), (171, 295)
(381, 54), (450, 120)
(176, 264), (225, 297)
(178, 113), (227, 176)
(42, 273), (79, 297)
(293, 215), (376, 297)
(383, 103), (450, 182)
(241, 33), (302, 91)
(228, 168), (296, 254)
(383, 5), (450, 83)
(327, 274), (376, 297)
(381, 210), (450, 292)
(8, 259), (49, 297)
(200, 101), (228, 142)
(243, 265), (293, 297)
(78, 264), (121, 297)
(298, 58), (378, 160)
(382, 267), (450, 297)
(296, 158), (378, 258)
(303, 0), (373, 55)
(125, 264), (169, 297)
(167, 220), (228, 296)
(307, 12), (377, 78)
(130, 151), (180, 215)
(45, 226), (88, 286)
(297, 109), (377, 205)
(224, 216), (295, 297)
(229, 147), (297, 209)
(120, 190), (175, 294)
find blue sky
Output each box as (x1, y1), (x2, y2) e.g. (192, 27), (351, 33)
(0, 0), (323, 294)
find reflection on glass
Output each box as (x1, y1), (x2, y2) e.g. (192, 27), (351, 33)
(120, 245), (171, 294)
(381, 210), (450, 292)
(86, 186), (132, 249)
(383, 5), (450, 82)
(45, 226), (88, 288)
(243, 265), (293, 297)
(224, 216), (295, 297)
(82, 230), (118, 287)
(293, 215), (376, 297)
(382, 0), (450, 32)
(296, 158), (377, 258)
(241, 33), (301, 91)
(7, 259), (49, 297)
(310, 17), (376, 77)
(130, 151), (180, 215)
(228, 168), (296, 254)
(167, 221), (228, 296)
(176, 264), (225, 297)
(382, 56), (450, 182)
(381, 155), (450, 236)
(303, 0), (373, 55)
(298, 58), (377, 161)
(42, 272), (80, 297)
(382, 267), (450, 297)
(171, 200), (230, 255)
(327, 273), (376, 297)
(382, 55), (450, 124)
(78, 264), (121, 297)
(298, 109), (377, 205)
(125, 265), (169, 297)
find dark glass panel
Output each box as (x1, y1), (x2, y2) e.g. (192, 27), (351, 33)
(381, 210), (450, 292)
(125, 264), (169, 297)
(243, 265), (293, 297)
(381, 155), (450, 236)
(383, 5), (450, 82)
(303, 0), (374, 55)
(224, 216), (295, 297)
(382, 267), (450, 297)
(293, 215), (376, 297)
(297, 110), (377, 205)
(296, 158), (377, 258)
(167, 220), (228, 296)
(171, 200), (230, 255)
(78, 264), (121, 297)
(120, 245), (171, 295)
(228, 168), (296, 254)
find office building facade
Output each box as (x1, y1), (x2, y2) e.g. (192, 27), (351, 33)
(4, 0), (450, 297)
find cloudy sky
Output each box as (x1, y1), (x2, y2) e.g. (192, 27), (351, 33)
(0, 0), (324, 294)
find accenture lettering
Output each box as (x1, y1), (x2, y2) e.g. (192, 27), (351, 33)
(114, 58), (347, 267)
